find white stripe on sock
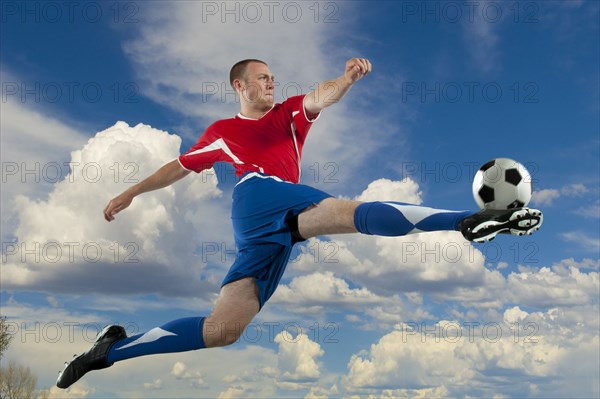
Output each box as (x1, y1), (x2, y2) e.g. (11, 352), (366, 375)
(116, 327), (177, 350)
(382, 203), (459, 226)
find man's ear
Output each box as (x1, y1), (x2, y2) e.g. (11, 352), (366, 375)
(233, 79), (244, 94)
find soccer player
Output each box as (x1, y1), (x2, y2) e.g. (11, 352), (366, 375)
(57, 58), (542, 388)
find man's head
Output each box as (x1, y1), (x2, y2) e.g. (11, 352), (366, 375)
(230, 59), (275, 112)
(229, 59), (269, 88)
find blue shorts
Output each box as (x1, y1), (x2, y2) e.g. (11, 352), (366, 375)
(221, 173), (332, 308)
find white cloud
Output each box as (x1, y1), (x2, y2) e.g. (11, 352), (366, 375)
(496, 261), (509, 270)
(1, 296), (103, 327)
(211, 348), (278, 399)
(531, 188), (561, 206)
(273, 263), (436, 330)
(506, 261), (599, 308)
(0, 78), (89, 240)
(304, 384), (339, 399)
(532, 183), (590, 206)
(143, 379), (163, 390)
(345, 322), (473, 391)
(170, 361), (208, 389)
(344, 305), (599, 398)
(560, 231), (600, 252)
(121, 2), (343, 121)
(42, 381), (95, 398)
(553, 257), (599, 270)
(273, 271), (388, 311)
(461, 1), (501, 73)
(319, 229), (492, 301)
(503, 306), (529, 324)
(2, 121), (231, 298)
(217, 386), (246, 399)
(170, 361), (187, 378)
(110, 346), (278, 398)
(575, 200), (600, 218)
(560, 183), (589, 196)
(275, 330), (324, 383)
(46, 295), (60, 308)
(354, 177), (423, 205)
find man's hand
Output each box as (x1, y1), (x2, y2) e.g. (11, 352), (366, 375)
(102, 159), (191, 222)
(104, 191), (134, 222)
(344, 58), (372, 85)
(303, 57), (372, 115)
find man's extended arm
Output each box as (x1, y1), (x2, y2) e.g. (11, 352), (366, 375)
(103, 159), (191, 221)
(303, 58), (372, 115)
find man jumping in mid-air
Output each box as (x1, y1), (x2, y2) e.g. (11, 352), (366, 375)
(57, 58), (542, 388)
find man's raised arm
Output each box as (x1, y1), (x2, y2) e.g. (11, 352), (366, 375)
(303, 58), (372, 116)
(103, 159), (191, 222)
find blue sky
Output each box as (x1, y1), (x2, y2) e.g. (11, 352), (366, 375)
(1, 1), (599, 398)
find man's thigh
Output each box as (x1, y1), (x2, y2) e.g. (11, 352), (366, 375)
(297, 197), (362, 239)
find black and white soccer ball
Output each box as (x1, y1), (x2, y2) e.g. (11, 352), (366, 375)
(472, 158), (532, 210)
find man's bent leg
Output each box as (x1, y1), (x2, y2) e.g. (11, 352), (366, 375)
(108, 278), (259, 355)
(203, 277), (260, 347)
(58, 278), (260, 389)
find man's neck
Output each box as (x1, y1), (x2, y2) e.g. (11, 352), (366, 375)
(239, 104), (273, 120)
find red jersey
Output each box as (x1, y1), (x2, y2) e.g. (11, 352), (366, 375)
(178, 95), (318, 184)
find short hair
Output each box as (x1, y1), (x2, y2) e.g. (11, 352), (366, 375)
(229, 59), (268, 89)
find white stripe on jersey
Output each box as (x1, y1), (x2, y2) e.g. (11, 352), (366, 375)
(290, 111), (301, 179)
(235, 172), (294, 187)
(184, 137), (244, 164)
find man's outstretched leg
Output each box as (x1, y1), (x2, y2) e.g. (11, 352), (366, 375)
(297, 198), (542, 242)
(57, 278), (259, 389)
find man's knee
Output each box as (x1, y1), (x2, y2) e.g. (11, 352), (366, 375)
(203, 319), (248, 347)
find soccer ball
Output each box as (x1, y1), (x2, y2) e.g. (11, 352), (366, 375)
(472, 158), (532, 210)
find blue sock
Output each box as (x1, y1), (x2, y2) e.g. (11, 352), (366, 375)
(107, 317), (205, 363)
(354, 202), (474, 236)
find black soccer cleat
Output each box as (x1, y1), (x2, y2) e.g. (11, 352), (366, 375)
(56, 325), (127, 389)
(458, 207), (543, 243)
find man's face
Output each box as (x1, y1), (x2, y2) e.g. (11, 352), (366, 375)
(239, 62), (275, 110)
